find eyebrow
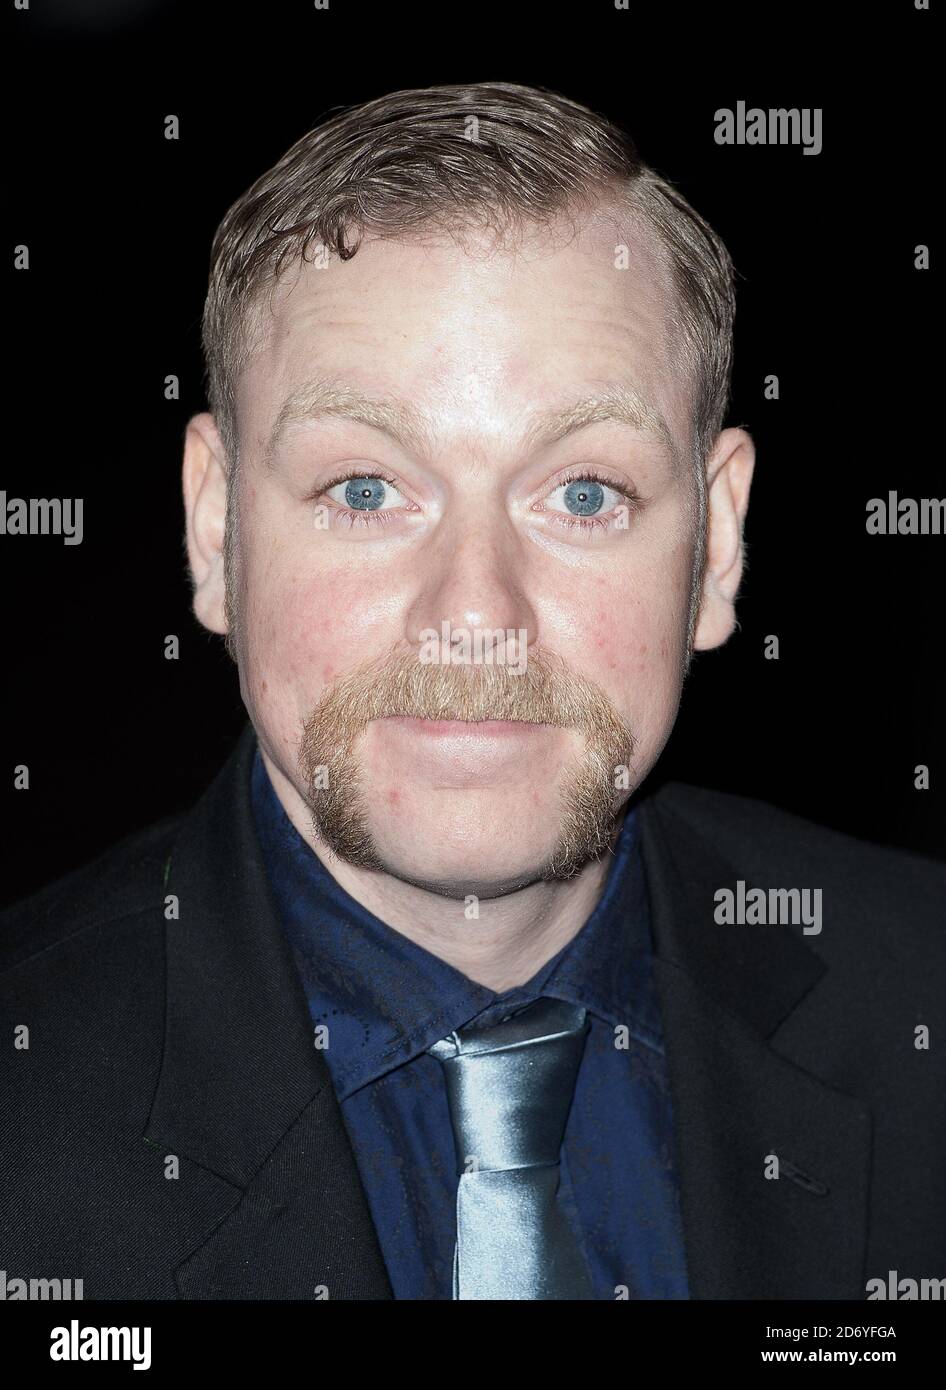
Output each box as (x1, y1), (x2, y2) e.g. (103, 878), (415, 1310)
(265, 379), (433, 464)
(522, 385), (675, 458)
(264, 376), (676, 465)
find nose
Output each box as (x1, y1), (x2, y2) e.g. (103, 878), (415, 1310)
(405, 506), (539, 664)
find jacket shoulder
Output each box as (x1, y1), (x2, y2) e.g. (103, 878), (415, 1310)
(649, 779), (946, 957)
(0, 812), (183, 973)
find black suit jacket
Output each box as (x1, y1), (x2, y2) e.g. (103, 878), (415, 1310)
(2, 722), (944, 1300)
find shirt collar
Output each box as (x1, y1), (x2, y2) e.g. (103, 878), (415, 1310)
(250, 742), (661, 1099)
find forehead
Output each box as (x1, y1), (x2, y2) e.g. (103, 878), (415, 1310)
(235, 202), (692, 459)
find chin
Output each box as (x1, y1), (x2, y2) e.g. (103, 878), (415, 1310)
(368, 828), (559, 902)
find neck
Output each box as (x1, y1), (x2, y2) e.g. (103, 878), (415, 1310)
(260, 749), (621, 992)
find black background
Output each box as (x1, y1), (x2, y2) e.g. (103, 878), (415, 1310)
(4, 0), (943, 906)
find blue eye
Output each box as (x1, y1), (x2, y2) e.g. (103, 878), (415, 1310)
(346, 477), (386, 510)
(562, 480), (604, 516)
(547, 476), (624, 518)
(325, 475), (406, 512)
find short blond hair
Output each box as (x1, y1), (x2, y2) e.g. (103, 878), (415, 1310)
(202, 80), (735, 468)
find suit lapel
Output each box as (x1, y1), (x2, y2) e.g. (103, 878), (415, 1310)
(143, 723), (393, 1299)
(639, 788), (871, 1298)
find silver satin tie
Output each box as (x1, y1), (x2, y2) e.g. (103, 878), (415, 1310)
(429, 996), (594, 1300)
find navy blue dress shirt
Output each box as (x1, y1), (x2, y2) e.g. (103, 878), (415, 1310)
(250, 744), (690, 1299)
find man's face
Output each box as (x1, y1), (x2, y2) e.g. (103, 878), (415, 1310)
(204, 207), (716, 898)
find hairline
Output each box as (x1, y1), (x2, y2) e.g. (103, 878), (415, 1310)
(217, 181), (717, 466)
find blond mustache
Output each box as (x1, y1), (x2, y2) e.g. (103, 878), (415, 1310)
(301, 645), (635, 764)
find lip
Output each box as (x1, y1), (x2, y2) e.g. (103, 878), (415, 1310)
(381, 716), (548, 738)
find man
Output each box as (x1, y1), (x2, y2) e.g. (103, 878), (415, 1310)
(2, 82), (943, 1302)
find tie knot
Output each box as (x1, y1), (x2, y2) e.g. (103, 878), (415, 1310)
(429, 997), (589, 1173)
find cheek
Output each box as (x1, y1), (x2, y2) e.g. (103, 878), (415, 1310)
(598, 606), (679, 707)
(255, 573), (364, 679)
(544, 547), (692, 719)
(569, 565), (688, 658)
(239, 531), (396, 731)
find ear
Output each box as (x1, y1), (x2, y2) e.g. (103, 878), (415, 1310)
(692, 426), (756, 651)
(182, 412), (230, 636)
